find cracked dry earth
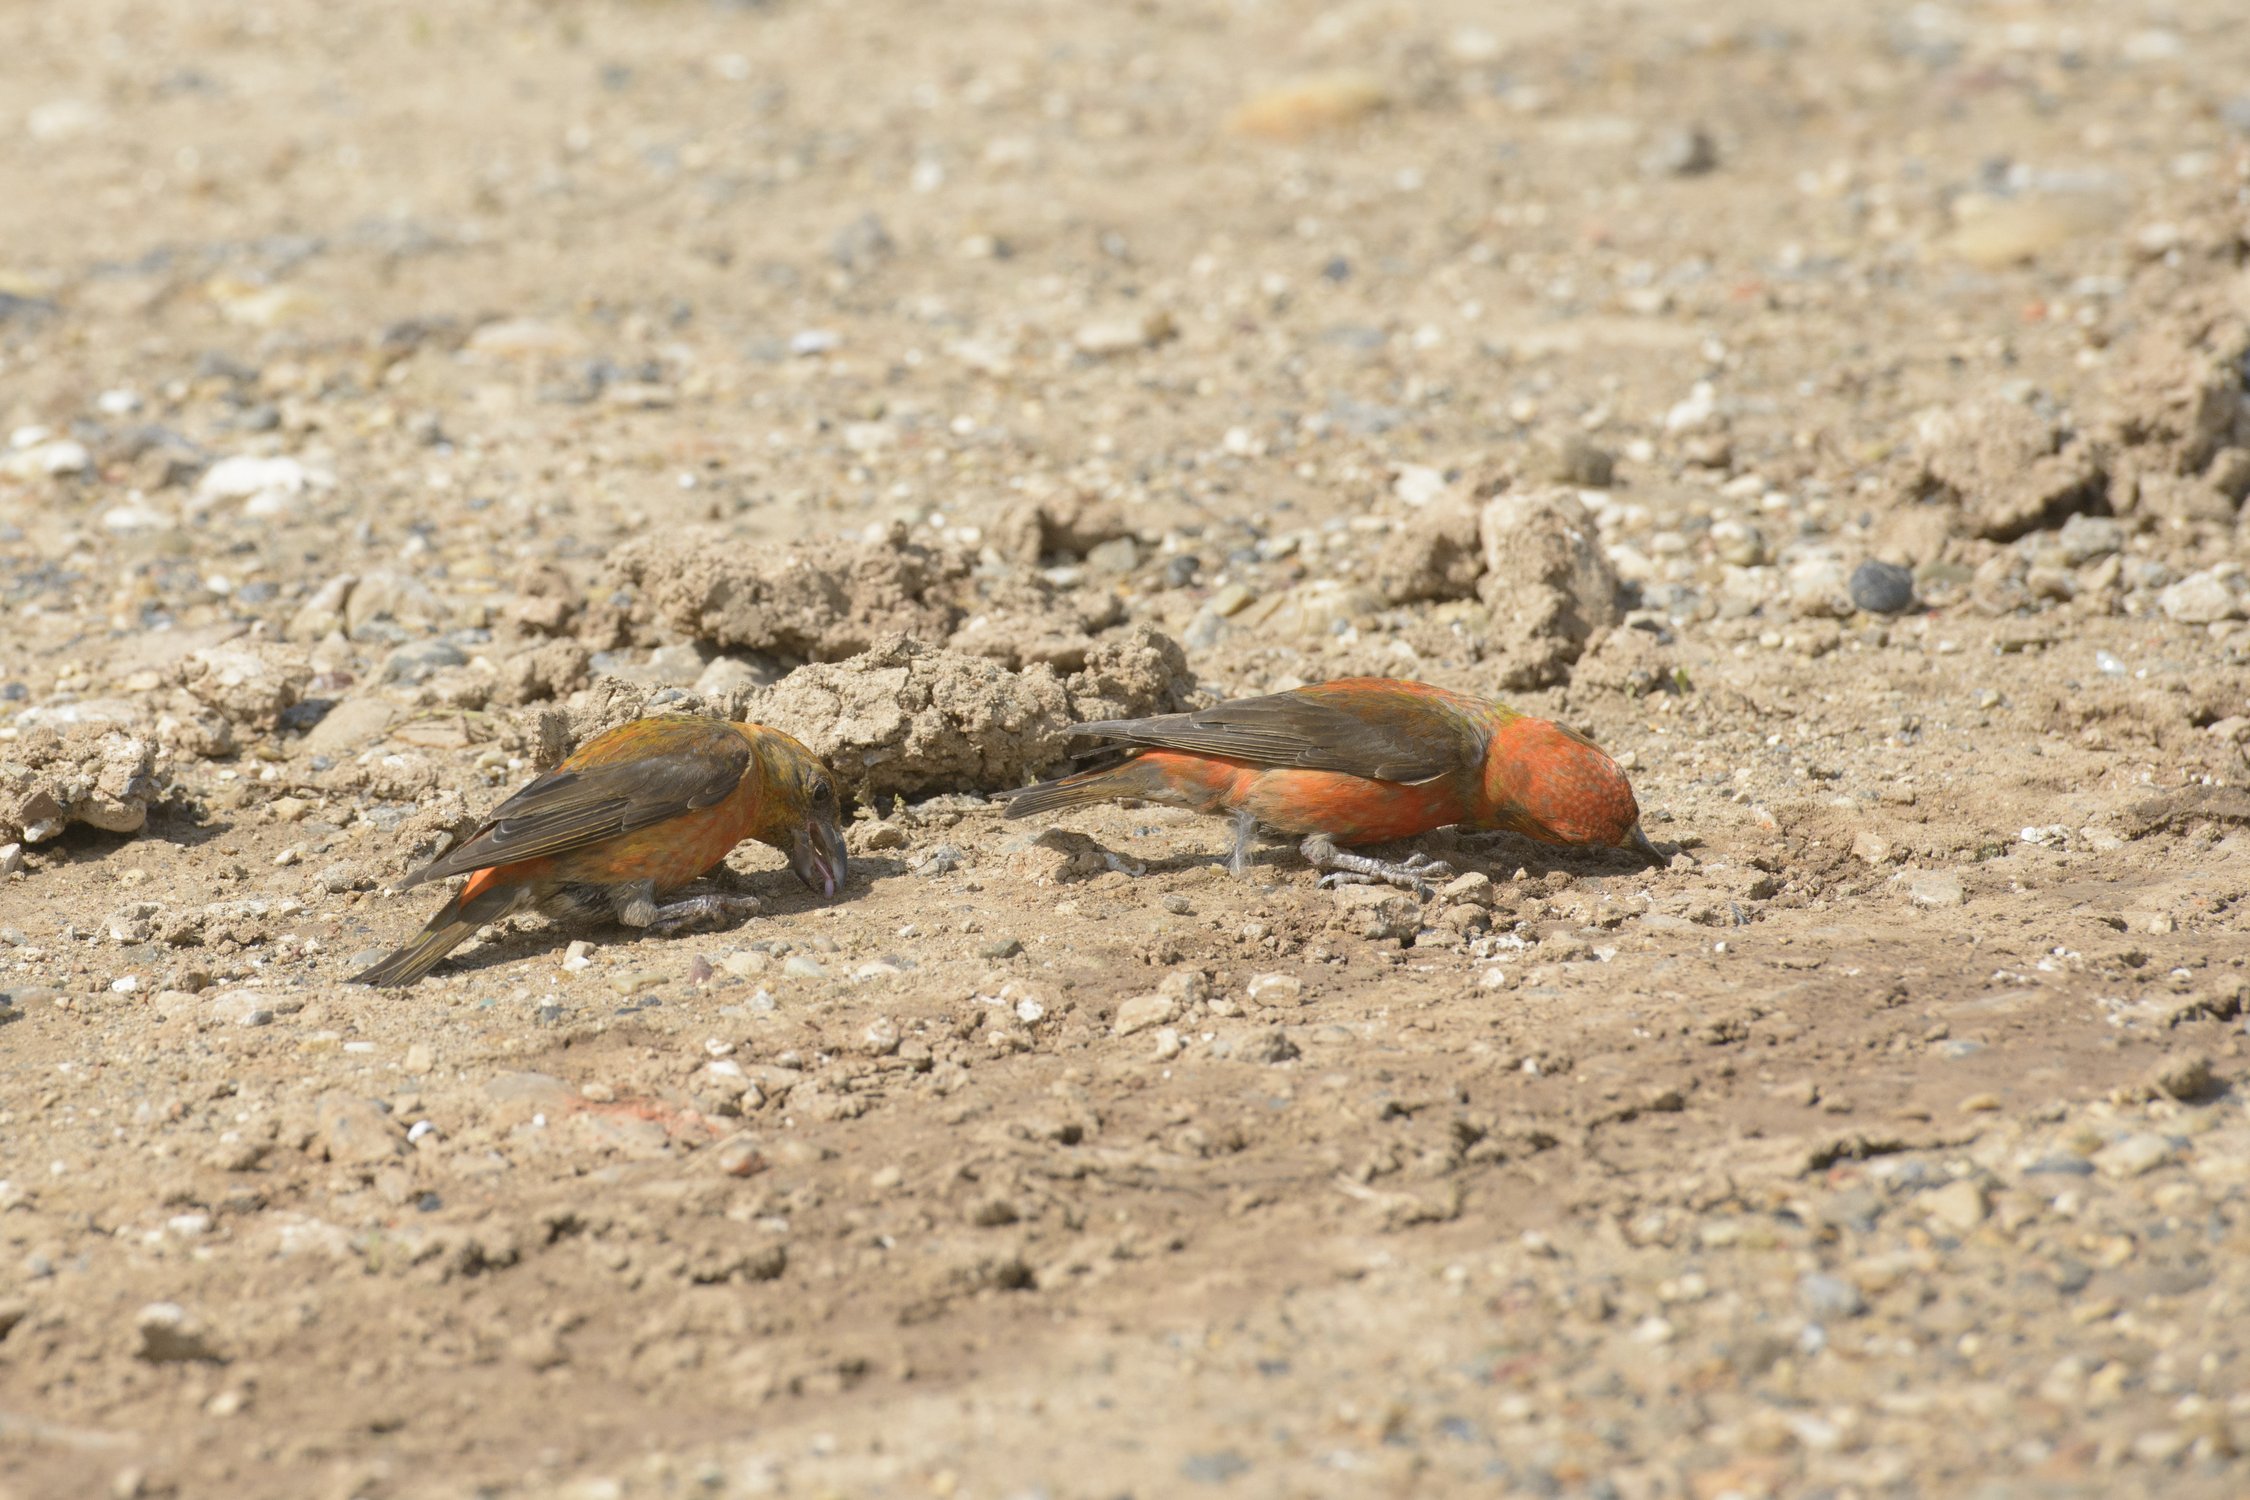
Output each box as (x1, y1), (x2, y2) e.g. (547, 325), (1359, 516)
(7, 0), (2250, 1497)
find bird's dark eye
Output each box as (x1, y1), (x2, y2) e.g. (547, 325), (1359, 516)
(811, 777), (833, 803)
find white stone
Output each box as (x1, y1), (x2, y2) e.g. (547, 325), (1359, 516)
(1113, 993), (1180, 1036)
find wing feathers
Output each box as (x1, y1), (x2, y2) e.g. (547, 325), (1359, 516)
(1072, 681), (1480, 785)
(400, 738), (751, 888)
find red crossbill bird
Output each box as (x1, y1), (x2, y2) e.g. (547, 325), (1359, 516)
(996, 677), (1655, 893)
(350, 715), (846, 986)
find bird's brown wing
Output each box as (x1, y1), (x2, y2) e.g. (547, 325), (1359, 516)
(398, 738), (752, 888)
(1072, 680), (1482, 785)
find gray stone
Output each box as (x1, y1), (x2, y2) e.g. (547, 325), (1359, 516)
(1849, 559), (1916, 614)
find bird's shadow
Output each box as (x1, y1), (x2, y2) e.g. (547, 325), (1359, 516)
(1051, 829), (1666, 886)
(1445, 830), (1673, 878)
(357, 862), (901, 986)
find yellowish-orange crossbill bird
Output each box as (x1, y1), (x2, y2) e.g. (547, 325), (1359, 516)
(351, 715), (847, 986)
(997, 677), (1655, 893)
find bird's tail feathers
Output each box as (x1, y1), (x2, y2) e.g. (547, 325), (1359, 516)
(994, 756), (1168, 820)
(350, 879), (527, 987)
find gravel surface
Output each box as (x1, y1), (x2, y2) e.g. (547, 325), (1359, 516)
(4, 1), (2250, 1496)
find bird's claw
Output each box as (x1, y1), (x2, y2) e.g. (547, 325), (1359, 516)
(644, 894), (763, 937)
(1299, 835), (1450, 900)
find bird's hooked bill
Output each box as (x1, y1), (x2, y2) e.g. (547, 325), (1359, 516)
(792, 815), (849, 897)
(1623, 823), (1662, 865)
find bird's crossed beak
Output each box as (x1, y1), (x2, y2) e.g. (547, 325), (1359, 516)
(790, 814), (849, 898)
(1622, 823), (1663, 866)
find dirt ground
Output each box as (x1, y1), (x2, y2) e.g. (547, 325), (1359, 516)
(6, 0), (2250, 1495)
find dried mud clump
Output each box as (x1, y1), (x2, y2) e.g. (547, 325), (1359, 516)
(740, 627), (1193, 801)
(992, 493), (1135, 563)
(947, 579), (1124, 672)
(491, 639), (594, 708)
(179, 640), (313, 727)
(1058, 623), (1196, 724)
(2, 726), (159, 844)
(743, 636), (1072, 800)
(501, 560), (584, 639)
(608, 523), (967, 661)
(1568, 623), (1686, 702)
(1374, 503), (1484, 606)
(1476, 487), (1625, 688)
(1899, 396), (2106, 541)
(2098, 314), (2250, 522)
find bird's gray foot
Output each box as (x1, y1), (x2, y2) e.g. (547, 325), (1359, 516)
(1300, 835), (1451, 899)
(643, 893), (764, 937)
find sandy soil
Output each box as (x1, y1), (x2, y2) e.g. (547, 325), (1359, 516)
(5, 1), (2250, 1496)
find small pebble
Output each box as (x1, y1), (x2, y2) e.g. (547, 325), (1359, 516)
(1115, 993), (1180, 1036)
(209, 992), (272, 1028)
(715, 1139), (767, 1177)
(1642, 122), (1718, 177)
(1245, 972), (1304, 1006)
(1907, 872), (1964, 908)
(2092, 1133), (2174, 1178)
(1549, 434), (1616, 488)
(1797, 1272), (1866, 1320)
(135, 1303), (222, 1364)
(1849, 559), (1917, 615)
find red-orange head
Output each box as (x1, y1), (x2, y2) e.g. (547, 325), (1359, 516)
(1477, 717), (1653, 857)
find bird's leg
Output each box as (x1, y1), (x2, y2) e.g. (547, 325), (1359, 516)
(1300, 834), (1452, 900)
(611, 880), (662, 929)
(1226, 808), (1260, 877)
(643, 892), (764, 937)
